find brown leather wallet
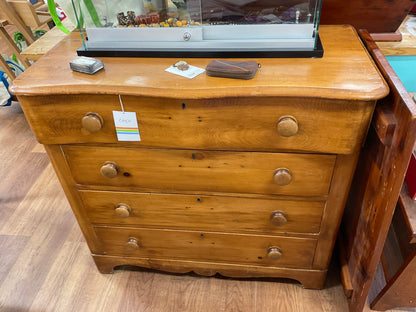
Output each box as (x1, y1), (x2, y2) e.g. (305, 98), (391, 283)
(205, 60), (260, 80)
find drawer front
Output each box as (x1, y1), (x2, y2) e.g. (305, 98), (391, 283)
(23, 95), (374, 154)
(81, 190), (325, 235)
(64, 146), (336, 196)
(94, 226), (317, 268)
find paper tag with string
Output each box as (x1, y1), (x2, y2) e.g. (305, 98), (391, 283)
(112, 95), (141, 141)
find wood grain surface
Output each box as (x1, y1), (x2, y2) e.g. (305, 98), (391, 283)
(340, 30), (416, 312)
(9, 26), (388, 101)
(63, 145), (335, 196)
(1, 98), (408, 312)
(320, 0), (415, 34)
(93, 226), (317, 268)
(19, 94), (376, 154)
(80, 190), (325, 235)
(5, 24), (396, 311)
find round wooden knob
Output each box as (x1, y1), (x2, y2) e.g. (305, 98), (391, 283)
(82, 112), (103, 133)
(273, 168), (292, 186)
(270, 210), (288, 227)
(115, 203), (131, 218)
(100, 161), (119, 179)
(277, 116), (298, 137)
(267, 246), (283, 261)
(126, 237), (140, 251)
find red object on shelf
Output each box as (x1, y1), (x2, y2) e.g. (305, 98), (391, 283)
(405, 152), (416, 200)
(411, 4), (416, 13)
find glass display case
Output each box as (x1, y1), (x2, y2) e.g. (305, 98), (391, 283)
(72, 0), (323, 57)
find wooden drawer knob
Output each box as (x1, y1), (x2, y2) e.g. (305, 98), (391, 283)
(115, 203), (131, 218)
(273, 168), (292, 186)
(126, 237), (140, 251)
(100, 161), (119, 179)
(82, 112), (103, 133)
(270, 210), (288, 227)
(277, 116), (298, 137)
(267, 246), (283, 261)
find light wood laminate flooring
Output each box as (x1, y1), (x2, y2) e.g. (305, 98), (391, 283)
(0, 102), (413, 312)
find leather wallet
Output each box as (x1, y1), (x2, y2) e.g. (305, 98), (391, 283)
(205, 60), (259, 79)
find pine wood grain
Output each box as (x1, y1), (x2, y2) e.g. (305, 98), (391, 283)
(63, 145), (335, 196)
(10, 26), (388, 101)
(93, 226), (317, 268)
(80, 190), (325, 235)
(1, 102), (410, 312)
(18, 94), (375, 154)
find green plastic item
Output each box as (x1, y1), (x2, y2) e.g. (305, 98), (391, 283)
(47, 0), (70, 34)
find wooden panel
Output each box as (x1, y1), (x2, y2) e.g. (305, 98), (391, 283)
(20, 18), (74, 61)
(339, 30), (416, 312)
(10, 26), (388, 102)
(371, 247), (416, 311)
(371, 207), (416, 310)
(93, 226), (317, 269)
(313, 153), (361, 270)
(399, 183), (416, 244)
(80, 190), (325, 235)
(19, 95), (375, 154)
(63, 146), (336, 196)
(377, 16), (416, 56)
(0, 0), (35, 44)
(92, 254), (328, 289)
(320, 0), (415, 34)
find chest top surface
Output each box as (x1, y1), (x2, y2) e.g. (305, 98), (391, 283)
(10, 25), (388, 101)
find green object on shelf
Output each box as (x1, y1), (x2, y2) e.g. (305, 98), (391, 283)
(13, 31), (25, 51)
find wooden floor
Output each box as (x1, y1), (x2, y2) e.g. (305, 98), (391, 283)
(1, 102), (415, 312)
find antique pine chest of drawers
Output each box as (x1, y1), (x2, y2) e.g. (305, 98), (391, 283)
(11, 25), (388, 289)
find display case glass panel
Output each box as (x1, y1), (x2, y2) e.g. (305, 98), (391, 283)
(72, 0), (323, 57)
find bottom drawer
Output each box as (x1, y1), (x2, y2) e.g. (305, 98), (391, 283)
(94, 227), (317, 268)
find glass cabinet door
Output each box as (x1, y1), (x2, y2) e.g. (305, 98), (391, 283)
(72, 0), (323, 57)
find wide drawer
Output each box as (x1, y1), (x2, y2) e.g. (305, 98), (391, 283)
(64, 146), (336, 196)
(22, 94), (374, 154)
(81, 190), (325, 235)
(94, 226), (317, 268)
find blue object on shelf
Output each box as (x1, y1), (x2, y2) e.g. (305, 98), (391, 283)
(386, 55), (416, 92)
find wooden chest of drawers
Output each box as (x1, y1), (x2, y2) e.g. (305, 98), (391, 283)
(10, 26), (388, 289)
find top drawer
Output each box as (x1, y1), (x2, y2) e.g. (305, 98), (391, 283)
(21, 94), (375, 154)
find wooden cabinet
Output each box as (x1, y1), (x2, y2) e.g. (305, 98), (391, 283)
(10, 25), (388, 290)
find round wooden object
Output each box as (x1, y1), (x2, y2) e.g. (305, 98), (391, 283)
(273, 168), (292, 186)
(100, 161), (119, 179)
(115, 203), (131, 218)
(126, 237), (140, 251)
(267, 247), (283, 261)
(81, 112), (103, 133)
(277, 116), (298, 137)
(270, 210), (288, 227)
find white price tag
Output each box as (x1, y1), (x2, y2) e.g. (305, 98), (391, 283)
(165, 65), (205, 79)
(112, 111), (141, 142)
